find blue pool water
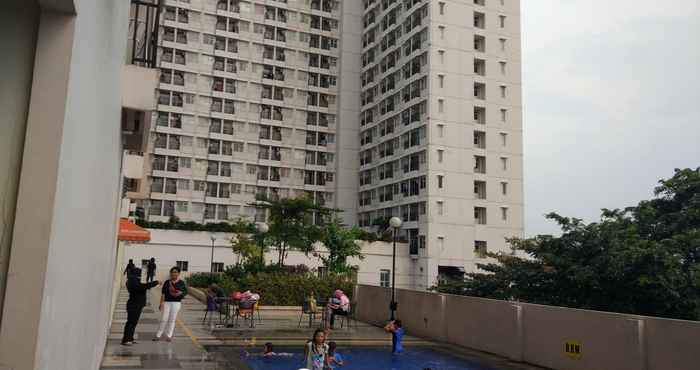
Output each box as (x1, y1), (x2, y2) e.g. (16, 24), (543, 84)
(242, 347), (498, 370)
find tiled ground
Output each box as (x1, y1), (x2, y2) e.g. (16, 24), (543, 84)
(101, 286), (540, 370)
(101, 287), (227, 369)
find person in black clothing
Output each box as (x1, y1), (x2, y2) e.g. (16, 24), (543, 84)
(146, 258), (157, 282)
(123, 259), (136, 276)
(121, 268), (159, 345)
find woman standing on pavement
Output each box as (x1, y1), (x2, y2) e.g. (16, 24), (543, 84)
(153, 266), (187, 342)
(121, 268), (159, 346)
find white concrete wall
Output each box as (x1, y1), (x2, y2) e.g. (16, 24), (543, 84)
(0, 1), (131, 369)
(122, 229), (419, 290)
(0, 2), (38, 328)
(34, 1), (131, 368)
(333, 0), (363, 226)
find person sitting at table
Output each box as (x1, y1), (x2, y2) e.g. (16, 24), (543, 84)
(239, 290), (260, 309)
(326, 289), (350, 329)
(209, 283), (225, 299)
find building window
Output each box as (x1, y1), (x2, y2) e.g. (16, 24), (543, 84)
(438, 74), (445, 88)
(474, 82), (486, 99)
(318, 266), (328, 278)
(501, 206), (509, 221)
(475, 207), (487, 224)
(438, 25), (445, 39)
(500, 132), (508, 146)
(499, 61), (507, 74)
(437, 124), (445, 138)
(501, 181), (508, 195)
(474, 181), (486, 199)
(500, 85), (507, 98)
(475, 240), (487, 258)
(437, 149), (444, 163)
(499, 38), (507, 51)
(474, 12), (485, 29)
(474, 131), (486, 149)
(438, 99), (444, 113)
(474, 35), (486, 52)
(501, 157), (508, 170)
(439, 2), (445, 15)
(474, 106), (486, 124)
(499, 15), (506, 28)
(212, 262), (224, 273)
(437, 175), (444, 189)
(176, 260), (189, 272)
(438, 50), (445, 63)
(474, 155), (486, 173)
(500, 108), (507, 123)
(380, 269), (391, 288)
(474, 58), (486, 76)
(437, 201), (444, 215)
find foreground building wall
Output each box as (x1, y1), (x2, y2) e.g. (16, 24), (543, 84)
(0, 1), (130, 369)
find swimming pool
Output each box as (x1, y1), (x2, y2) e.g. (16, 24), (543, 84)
(241, 347), (499, 370)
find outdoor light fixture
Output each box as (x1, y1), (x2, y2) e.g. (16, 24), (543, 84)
(257, 222), (269, 265)
(389, 216), (402, 320)
(209, 235), (216, 275)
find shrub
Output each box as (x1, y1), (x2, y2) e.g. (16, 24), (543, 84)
(186, 270), (355, 306)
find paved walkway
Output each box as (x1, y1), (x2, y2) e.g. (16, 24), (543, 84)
(101, 286), (540, 370)
(101, 286), (223, 369)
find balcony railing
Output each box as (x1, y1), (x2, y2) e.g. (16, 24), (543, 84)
(128, 0), (162, 68)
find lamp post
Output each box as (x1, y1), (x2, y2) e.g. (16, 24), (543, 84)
(256, 222), (269, 267)
(388, 216), (402, 321)
(209, 235), (216, 277)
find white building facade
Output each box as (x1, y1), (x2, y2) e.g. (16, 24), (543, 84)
(356, 0), (523, 289)
(128, 0), (523, 290)
(122, 229), (414, 290)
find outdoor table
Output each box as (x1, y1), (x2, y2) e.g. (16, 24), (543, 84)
(213, 297), (233, 326)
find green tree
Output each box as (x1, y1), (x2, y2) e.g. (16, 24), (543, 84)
(435, 168), (700, 320)
(231, 232), (259, 266)
(250, 194), (333, 266)
(316, 217), (365, 273)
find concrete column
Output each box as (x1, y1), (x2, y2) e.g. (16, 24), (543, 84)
(0, 2), (39, 330)
(0, 9), (75, 370)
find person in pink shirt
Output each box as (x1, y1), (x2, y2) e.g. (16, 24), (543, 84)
(326, 289), (350, 329)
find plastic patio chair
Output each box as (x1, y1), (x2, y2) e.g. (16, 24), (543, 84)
(338, 302), (357, 329)
(298, 300), (318, 328)
(203, 295), (220, 325)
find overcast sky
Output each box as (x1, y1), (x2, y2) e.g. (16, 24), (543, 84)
(521, 0), (700, 235)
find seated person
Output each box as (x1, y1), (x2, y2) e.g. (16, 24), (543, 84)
(209, 283), (225, 299)
(239, 290), (260, 309)
(326, 290), (350, 329)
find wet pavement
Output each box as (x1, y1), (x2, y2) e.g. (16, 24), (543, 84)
(101, 286), (541, 370)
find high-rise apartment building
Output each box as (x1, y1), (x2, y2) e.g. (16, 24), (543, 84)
(126, 0), (359, 225)
(357, 0), (522, 289)
(127, 0), (522, 289)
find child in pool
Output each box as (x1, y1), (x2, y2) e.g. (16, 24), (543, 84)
(326, 341), (344, 369)
(244, 343), (293, 358)
(384, 319), (404, 354)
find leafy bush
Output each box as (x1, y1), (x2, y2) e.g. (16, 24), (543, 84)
(187, 270), (354, 306)
(136, 217), (255, 233)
